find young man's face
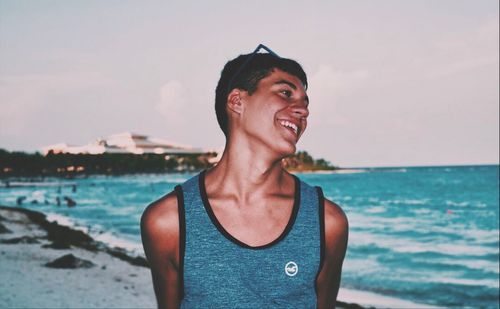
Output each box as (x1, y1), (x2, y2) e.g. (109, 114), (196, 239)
(239, 69), (309, 157)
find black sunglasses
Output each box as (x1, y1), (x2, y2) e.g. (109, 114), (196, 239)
(226, 44), (280, 94)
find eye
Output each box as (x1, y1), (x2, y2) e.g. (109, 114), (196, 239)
(280, 89), (292, 98)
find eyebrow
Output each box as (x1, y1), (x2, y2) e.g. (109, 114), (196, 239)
(274, 79), (297, 90)
(273, 79), (309, 104)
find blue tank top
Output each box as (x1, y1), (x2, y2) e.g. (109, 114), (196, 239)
(175, 170), (326, 308)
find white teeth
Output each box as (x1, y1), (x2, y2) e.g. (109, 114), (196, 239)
(279, 120), (298, 134)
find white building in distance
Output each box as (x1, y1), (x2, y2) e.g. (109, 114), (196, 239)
(41, 132), (208, 156)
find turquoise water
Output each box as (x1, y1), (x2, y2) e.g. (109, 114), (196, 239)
(1, 165), (498, 307)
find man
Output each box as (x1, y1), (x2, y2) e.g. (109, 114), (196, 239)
(141, 45), (348, 308)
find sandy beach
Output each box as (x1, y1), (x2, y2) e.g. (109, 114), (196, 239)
(0, 205), (436, 308)
(0, 205), (156, 308)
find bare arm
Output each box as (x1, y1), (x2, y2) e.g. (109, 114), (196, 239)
(141, 191), (181, 309)
(316, 198), (349, 309)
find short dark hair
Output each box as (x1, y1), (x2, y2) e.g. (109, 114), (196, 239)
(215, 53), (308, 137)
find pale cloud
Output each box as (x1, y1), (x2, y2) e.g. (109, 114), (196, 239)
(0, 72), (113, 132)
(156, 80), (187, 126)
(307, 65), (370, 126)
(428, 18), (498, 78)
(436, 18), (498, 52)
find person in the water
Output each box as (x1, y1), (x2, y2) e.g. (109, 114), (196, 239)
(141, 44), (349, 308)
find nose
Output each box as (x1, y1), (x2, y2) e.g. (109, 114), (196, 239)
(291, 101), (309, 119)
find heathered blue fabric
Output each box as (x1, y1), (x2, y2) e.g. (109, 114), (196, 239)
(179, 172), (321, 309)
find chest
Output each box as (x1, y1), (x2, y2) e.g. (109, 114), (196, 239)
(182, 248), (319, 307)
(208, 196), (295, 247)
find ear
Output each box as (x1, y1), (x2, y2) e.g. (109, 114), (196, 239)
(227, 89), (244, 115)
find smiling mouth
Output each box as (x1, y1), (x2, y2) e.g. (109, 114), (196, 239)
(278, 120), (299, 136)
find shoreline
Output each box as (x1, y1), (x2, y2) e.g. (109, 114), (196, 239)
(0, 168), (366, 185)
(0, 205), (432, 308)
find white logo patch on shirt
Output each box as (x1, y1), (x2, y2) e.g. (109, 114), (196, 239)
(285, 261), (298, 277)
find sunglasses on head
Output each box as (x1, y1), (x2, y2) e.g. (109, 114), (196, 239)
(226, 44), (280, 94)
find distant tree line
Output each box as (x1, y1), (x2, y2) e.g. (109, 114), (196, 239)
(282, 151), (338, 171)
(0, 149), (215, 177)
(0, 148), (337, 177)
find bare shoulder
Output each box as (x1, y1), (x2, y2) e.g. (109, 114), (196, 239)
(141, 190), (179, 236)
(323, 198), (349, 237)
(141, 190), (182, 307)
(323, 198), (349, 257)
(140, 190), (180, 265)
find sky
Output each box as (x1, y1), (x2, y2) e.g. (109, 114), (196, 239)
(0, 0), (498, 168)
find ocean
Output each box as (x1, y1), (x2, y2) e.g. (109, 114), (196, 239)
(1, 165), (498, 307)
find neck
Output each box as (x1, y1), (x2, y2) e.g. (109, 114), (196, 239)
(205, 135), (292, 204)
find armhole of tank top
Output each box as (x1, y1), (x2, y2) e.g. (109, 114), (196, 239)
(174, 185), (186, 301)
(314, 186), (326, 296)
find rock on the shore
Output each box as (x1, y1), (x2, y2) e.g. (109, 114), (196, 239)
(0, 222), (12, 234)
(42, 241), (72, 249)
(336, 301), (370, 309)
(45, 253), (95, 269)
(106, 247), (149, 267)
(0, 236), (39, 244)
